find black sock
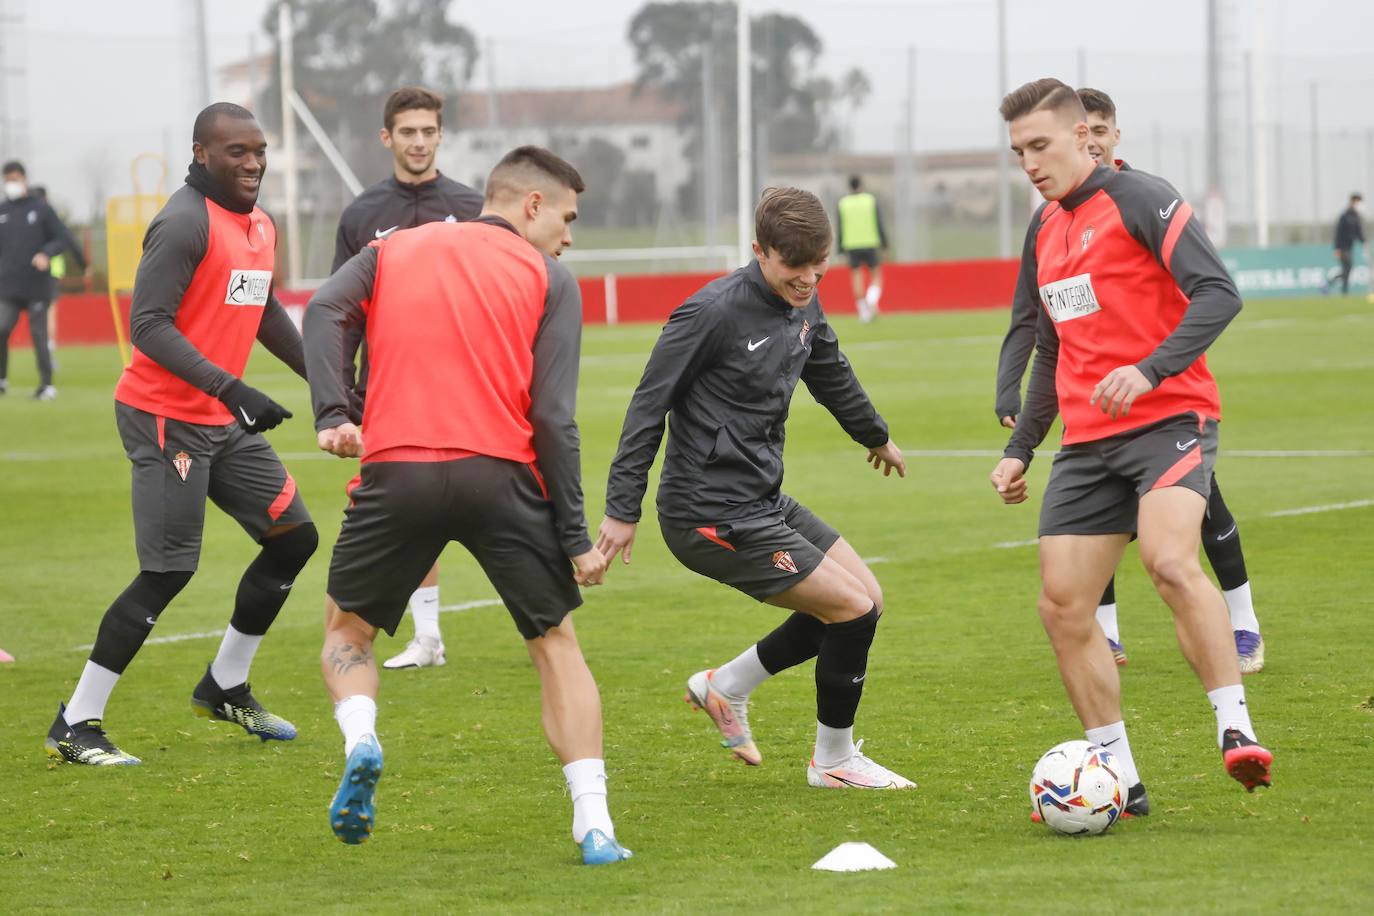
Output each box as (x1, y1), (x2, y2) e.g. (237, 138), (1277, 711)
(1099, 577), (1116, 607)
(1201, 482), (1249, 591)
(814, 606), (879, 729)
(89, 570), (193, 674)
(756, 612), (826, 674)
(229, 523), (317, 636)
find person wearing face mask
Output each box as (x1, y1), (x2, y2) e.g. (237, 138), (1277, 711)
(0, 160), (78, 399)
(1325, 193), (1365, 295)
(597, 187), (913, 792)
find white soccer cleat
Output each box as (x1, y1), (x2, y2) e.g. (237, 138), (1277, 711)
(684, 669), (761, 765)
(382, 636), (446, 670)
(807, 739), (916, 789)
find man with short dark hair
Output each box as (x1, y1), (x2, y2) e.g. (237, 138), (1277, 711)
(0, 160), (80, 399)
(989, 79), (1271, 814)
(835, 174), (887, 322)
(46, 103), (318, 766)
(996, 86), (1266, 674)
(331, 86), (484, 671)
(305, 145), (630, 864)
(1325, 193), (1365, 295)
(597, 186), (913, 790)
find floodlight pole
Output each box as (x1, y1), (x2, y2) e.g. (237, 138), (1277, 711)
(736, 0), (753, 268)
(278, 3), (302, 287)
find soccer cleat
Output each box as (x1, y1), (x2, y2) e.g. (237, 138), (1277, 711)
(683, 669), (761, 765)
(330, 735), (383, 845)
(1107, 637), (1128, 666)
(578, 828), (633, 865)
(1222, 728), (1273, 792)
(191, 665), (297, 742)
(807, 739), (916, 789)
(44, 703), (141, 766)
(0, 378), (7, 395)
(1235, 630), (1265, 674)
(33, 385), (57, 401)
(1121, 782), (1150, 818)
(0, 647), (14, 663)
(382, 636), (446, 670)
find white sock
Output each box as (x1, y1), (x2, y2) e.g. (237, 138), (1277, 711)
(563, 758), (613, 843)
(865, 283), (882, 307)
(1085, 720), (1141, 787)
(210, 624), (264, 689)
(1207, 684), (1256, 745)
(813, 722), (856, 768)
(710, 645), (770, 699)
(335, 694), (378, 757)
(1223, 582), (1260, 634)
(1095, 602), (1120, 643)
(65, 660), (121, 724)
(409, 585), (442, 641)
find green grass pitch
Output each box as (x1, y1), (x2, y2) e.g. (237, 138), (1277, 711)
(1, 296), (1371, 913)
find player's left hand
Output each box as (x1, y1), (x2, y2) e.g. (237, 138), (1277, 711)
(1090, 365), (1153, 419)
(866, 439), (906, 478)
(31, 252), (50, 271)
(318, 422), (364, 458)
(571, 547), (608, 587)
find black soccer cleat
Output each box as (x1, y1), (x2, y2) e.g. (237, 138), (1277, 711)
(45, 703), (141, 766)
(1222, 728), (1272, 792)
(192, 665), (297, 742)
(1121, 781), (1150, 818)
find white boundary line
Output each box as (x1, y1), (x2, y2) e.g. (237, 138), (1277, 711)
(900, 449), (1374, 459)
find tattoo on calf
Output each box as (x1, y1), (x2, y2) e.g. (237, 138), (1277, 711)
(328, 641), (372, 675)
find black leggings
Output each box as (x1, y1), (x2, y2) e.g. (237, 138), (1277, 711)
(0, 298), (53, 387)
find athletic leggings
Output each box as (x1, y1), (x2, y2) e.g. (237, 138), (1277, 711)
(0, 298), (53, 387)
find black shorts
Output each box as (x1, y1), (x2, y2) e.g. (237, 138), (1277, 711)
(847, 248), (879, 270)
(115, 402), (311, 572)
(327, 455), (581, 639)
(1039, 412), (1219, 537)
(659, 494), (841, 601)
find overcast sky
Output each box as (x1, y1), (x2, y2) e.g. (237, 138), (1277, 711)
(5, 0), (1372, 218)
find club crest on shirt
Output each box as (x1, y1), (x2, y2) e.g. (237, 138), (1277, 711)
(772, 550), (798, 573)
(172, 451), (193, 482)
(224, 269), (272, 306)
(799, 320), (811, 345)
(1080, 224), (1095, 251)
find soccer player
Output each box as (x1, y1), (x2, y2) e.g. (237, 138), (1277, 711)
(331, 86), (483, 671)
(304, 146), (631, 864)
(597, 186), (913, 790)
(994, 87), (1265, 673)
(1325, 192), (1365, 295)
(45, 103), (317, 766)
(835, 175), (887, 323)
(988, 79), (1273, 813)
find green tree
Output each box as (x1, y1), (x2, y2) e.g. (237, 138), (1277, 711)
(260, 0), (478, 185)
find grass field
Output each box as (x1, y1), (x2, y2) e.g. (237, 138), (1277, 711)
(1, 296), (1372, 913)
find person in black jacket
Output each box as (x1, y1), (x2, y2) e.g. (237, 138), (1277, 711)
(331, 86), (483, 672)
(0, 161), (79, 399)
(1325, 193), (1365, 295)
(597, 187), (914, 790)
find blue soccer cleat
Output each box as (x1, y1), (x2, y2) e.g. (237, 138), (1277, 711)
(579, 828), (633, 865)
(330, 735), (383, 845)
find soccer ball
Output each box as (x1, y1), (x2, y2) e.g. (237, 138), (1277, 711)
(1028, 740), (1125, 836)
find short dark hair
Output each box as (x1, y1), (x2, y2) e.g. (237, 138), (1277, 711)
(1077, 87), (1116, 121)
(192, 102), (256, 145)
(2, 160), (25, 177)
(485, 146), (585, 202)
(848, 175), (862, 191)
(383, 86), (444, 132)
(999, 78), (1086, 124)
(1352, 192), (1364, 202)
(755, 186), (832, 267)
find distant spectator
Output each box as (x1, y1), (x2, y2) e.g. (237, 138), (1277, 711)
(835, 175), (888, 323)
(0, 161), (79, 399)
(1324, 192), (1365, 295)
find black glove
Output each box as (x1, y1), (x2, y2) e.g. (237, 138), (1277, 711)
(218, 377), (292, 434)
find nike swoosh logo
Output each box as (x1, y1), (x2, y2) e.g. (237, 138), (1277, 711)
(1176, 438), (1198, 451)
(851, 674), (866, 684)
(145, 616), (157, 626)
(1215, 524), (1237, 541)
(279, 582), (294, 590)
(747, 337), (770, 351)
(1100, 737), (1121, 747)
(374, 225), (399, 239)
(239, 406), (256, 426)
(1159, 199), (1180, 219)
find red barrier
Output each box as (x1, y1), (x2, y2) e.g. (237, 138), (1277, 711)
(7, 257), (1018, 349)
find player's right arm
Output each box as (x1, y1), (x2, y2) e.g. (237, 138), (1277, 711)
(303, 244), (375, 452)
(994, 206), (1048, 426)
(598, 296), (724, 563)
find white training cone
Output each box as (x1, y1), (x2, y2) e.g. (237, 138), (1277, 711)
(811, 842), (897, 872)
